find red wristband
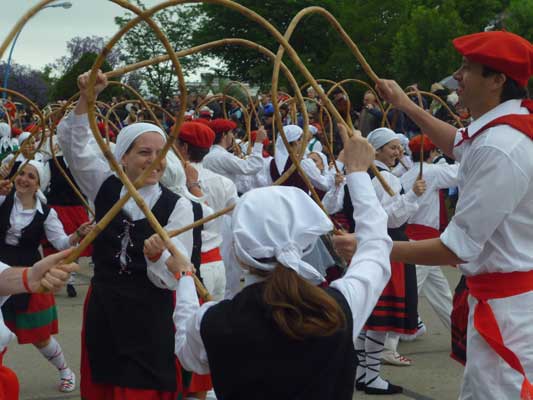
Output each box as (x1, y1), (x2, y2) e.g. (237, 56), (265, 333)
(174, 270), (193, 280)
(147, 252), (163, 262)
(22, 268), (32, 293)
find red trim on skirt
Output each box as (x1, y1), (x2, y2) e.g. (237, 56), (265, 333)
(42, 205), (93, 257)
(365, 261), (418, 334)
(4, 293), (58, 344)
(0, 349), (19, 400)
(80, 286), (211, 399)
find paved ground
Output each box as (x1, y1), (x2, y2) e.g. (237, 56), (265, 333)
(5, 260), (464, 400)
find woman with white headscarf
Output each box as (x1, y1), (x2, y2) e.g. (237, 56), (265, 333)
(0, 160), (89, 393)
(152, 128), (393, 400)
(57, 71), (194, 400)
(0, 122), (17, 162)
(341, 127), (426, 394)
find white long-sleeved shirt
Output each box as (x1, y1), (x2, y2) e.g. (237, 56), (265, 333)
(203, 143), (264, 185)
(372, 160), (419, 228)
(440, 99), (533, 276)
(401, 162), (459, 230)
(0, 193), (71, 250)
(57, 112), (194, 289)
(172, 172), (392, 374)
(0, 263), (14, 353)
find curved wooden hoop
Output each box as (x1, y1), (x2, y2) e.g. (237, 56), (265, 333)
(270, 6), (393, 196)
(222, 80), (260, 124)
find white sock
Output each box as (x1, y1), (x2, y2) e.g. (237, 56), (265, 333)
(68, 272), (76, 285)
(385, 332), (400, 352)
(365, 330), (388, 390)
(38, 338), (71, 378)
(355, 330), (367, 384)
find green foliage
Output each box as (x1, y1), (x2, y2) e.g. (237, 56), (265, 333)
(505, 0), (533, 91)
(50, 53), (120, 101)
(114, 0), (205, 103)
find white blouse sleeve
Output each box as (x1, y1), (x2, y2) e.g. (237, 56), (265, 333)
(322, 183), (345, 215)
(331, 172), (392, 336)
(300, 158), (333, 191)
(44, 208), (71, 251)
(57, 112), (112, 202)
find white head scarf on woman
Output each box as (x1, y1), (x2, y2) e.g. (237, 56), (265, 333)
(274, 124), (303, 174)
(17, 160), (49, 205)
(17, 131), (32, 147)
(225, 186), (332, 293)
(367, 127), (398, 150)
(113, 122), (167, 163)
(309, 151), (328, 174)
(0, 123), (16, 154)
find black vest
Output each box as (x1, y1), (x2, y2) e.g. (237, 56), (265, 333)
(0, 190), (50, 311)
(270, 158), (308, 192)
(200, 283), (356, 400)
(85, 176), (180, 391)
(342, 166), (408, 241)
(47, 156), (85, 206)
(6, 160), (22, 180)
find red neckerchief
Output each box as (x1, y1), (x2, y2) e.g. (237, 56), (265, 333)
(455, 99), (533, 147)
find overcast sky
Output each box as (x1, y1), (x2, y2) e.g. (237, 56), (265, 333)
(0, 0), (168, 70)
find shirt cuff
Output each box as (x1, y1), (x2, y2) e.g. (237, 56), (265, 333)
(68, 111), (90, 126)
(440, 220), (482, 262)
(252, 143), (263, 154)
(404, 189), (418, 204)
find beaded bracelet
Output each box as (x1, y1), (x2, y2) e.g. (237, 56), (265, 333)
(174, 270), (193, 280)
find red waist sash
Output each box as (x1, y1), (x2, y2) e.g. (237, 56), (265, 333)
(201, 247), (222, 264)
(405, 224), (440, 241)
(466, 270), (533, 400)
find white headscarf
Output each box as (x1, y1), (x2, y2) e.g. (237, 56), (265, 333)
(367, 127), (398, 150)
(114, 122), (166, 163)
(228, 186), (332, 286)
(17, 160), (49, 204)
(309, 151), (328, 174)
(395, 133), (411, 155)
(0, 123), (16, 154)
(17, 131), (32, 147)
(274, 124), (303, 174)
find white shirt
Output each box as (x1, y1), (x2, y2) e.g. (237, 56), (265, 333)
(203, 143), (264, 185)
(0, 262), (15, 353)
(440, 99), (533, 276)
(401, 162), (459, 230)
(172, 172), (392, 374)
(0, 193), (71, 250)
(372, 160), (419, 228)
(392, 155), (413, 177)
(57, 112), (194, 289)
(192, 162), (238, 216)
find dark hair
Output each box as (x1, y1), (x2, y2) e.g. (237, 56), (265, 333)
(178, 139), (209, 162)
(214, 131), (225, 144)
(482, 66), (529, 103)
(261, 265), (346, 340)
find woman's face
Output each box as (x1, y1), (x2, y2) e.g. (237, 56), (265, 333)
(375, 139), (401, 168)
(21, 137), (35, 158)
(15, 164), (40, 196)
(309, 152), (324, 172)
(121, 132), (167, 186)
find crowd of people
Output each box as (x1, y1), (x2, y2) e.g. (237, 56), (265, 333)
(0, 29), (531, 400)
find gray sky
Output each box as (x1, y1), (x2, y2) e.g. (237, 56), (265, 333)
(0, 0), (167, 70)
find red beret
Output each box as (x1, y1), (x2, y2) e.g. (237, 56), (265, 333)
(409, 134), (436, 155)
(208, 119), (237, 134)
(179, 122), (215, 149)
(193, 118), (210, 125)
(453, 31), (533, 87)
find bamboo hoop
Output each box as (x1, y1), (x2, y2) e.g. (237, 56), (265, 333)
(407, 86), (425, 178)
(270, 6), (393, 196)
(223, 80), (260, 125)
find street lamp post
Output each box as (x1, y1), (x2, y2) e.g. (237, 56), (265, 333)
(1, 1), (72, 100)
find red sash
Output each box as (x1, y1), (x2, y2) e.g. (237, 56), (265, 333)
(455, 99), (533, 147)
(405, 224), (440, 241)
(201, 247), (222, 264)
(466, 270), (533, 399)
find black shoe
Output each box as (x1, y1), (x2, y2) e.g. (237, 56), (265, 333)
(364, 381), (403, 395)
(67, 284), (77, 298)
(355, 374), (366, 391)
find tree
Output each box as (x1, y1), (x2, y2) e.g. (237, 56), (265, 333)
(50, 52), (121, 102)
(505, 0), (533, 91)
(114, 0), (205, 103)
(0, 62), (50, 107)
(49, 35), (121, 77)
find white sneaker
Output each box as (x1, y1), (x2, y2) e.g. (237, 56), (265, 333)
(400, 322), (427, 342)
(381, 350), (412, 366)
(59, 371), (76, 393)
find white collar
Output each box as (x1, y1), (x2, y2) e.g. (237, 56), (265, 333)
(374, 160), (390, 171)
(14, 192), (43, 214)
(464, 99), (528, 138)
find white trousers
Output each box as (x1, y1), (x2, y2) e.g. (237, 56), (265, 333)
(200, 260), (226, 302)
(416, 265), (453, 329)
(460, 291), (533, 399)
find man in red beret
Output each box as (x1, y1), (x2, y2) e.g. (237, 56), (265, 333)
(369, 31), (533, 399)
(203, 119), (267, 195)
(397, 134), (459, 342)
(173, 121), (238, 302)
